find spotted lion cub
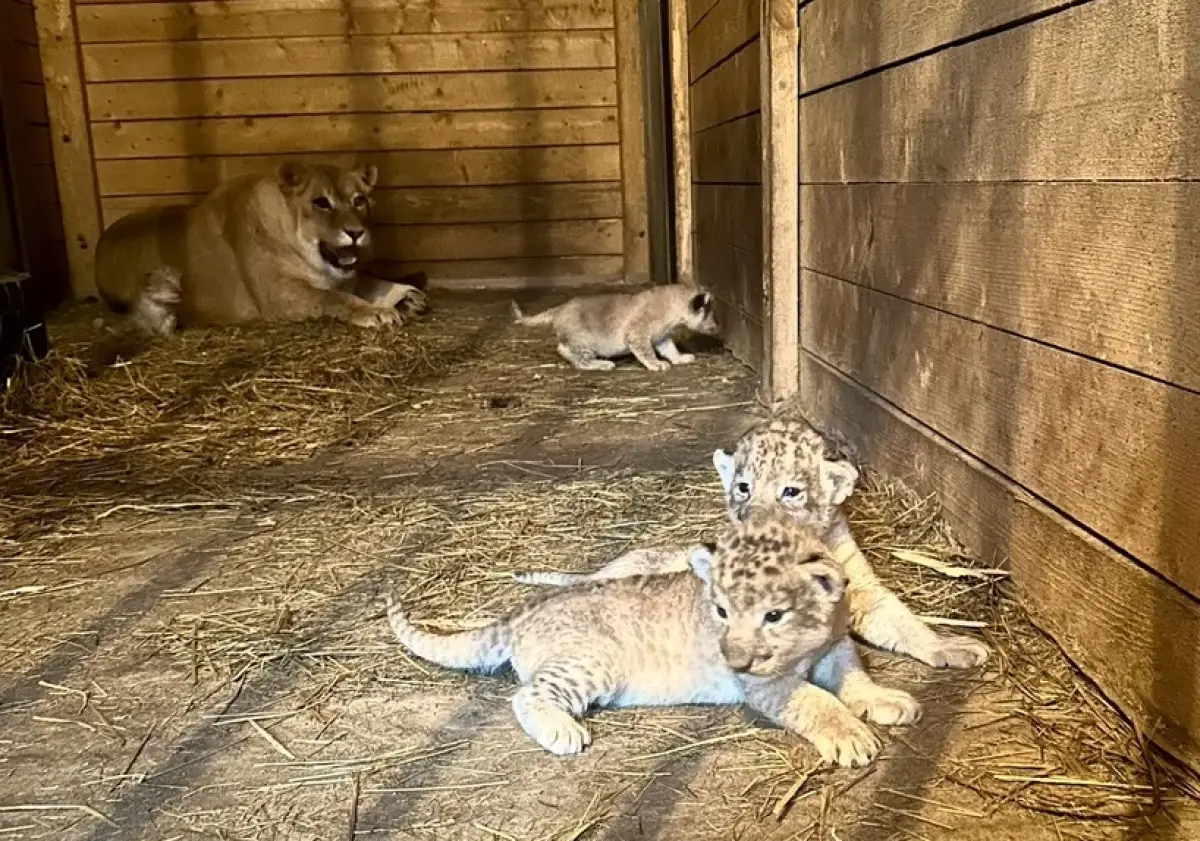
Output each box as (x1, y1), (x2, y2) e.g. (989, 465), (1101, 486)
(388, 514), (919, 766)
(510, 284), (719, 371)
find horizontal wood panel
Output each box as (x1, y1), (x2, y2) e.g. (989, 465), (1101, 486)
(390, 254), (624, 284)
(77, 0), (614, 42)
(6, 125), (54, 166)
(101, 183), (623, 227)
(802, 270), (1200, 601)
(689, 37), (758, 133)
(799, 0), (1066, 91)
(692, 111), (760, 183)
(689, 0), (757, 82)
(711, 295), (760, 370)
(92, 109), (619, 159)
(10, 81), (48, 124)
(694, 184), (761, 320)
(83, 31), (616, 82)
(803, 182), (1200, 392)
(3, 40), (42, 84)
(802, 1), (1200, 182)
(97, 147), (620, 195)
(5, 1), (34, 44)
(373, 218), (621, 261)
(88, 69), (618, 121)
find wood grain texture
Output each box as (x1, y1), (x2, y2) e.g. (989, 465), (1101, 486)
(689, 37), (758, 133)
(799, 351), (1200, 775)
(101, 183), (623, 227)
(96, 147), (622, 196)
(688, 0), (757, 82)
(799, 0), (1066, 91)
(803, 182), (1200, 392)
(372, 219), (622, 262)
(88, 69), (618, 121)
(35, 0), (102, 298)
(687, 0), (722, 32)
(759, 0), (798, 403)
(694, 184), (761, 320)
(801, 270), (1200, 602)
(669, 0), (694, 284)
(403, 254), (625, 285)
(691, 112), (760, 183)
(801, 0), (1200, 182)
(77, 0), (614, 42)
(91, 110), (619, 159)
(614, 0), (648, 282)
(83, 32), (616, 82)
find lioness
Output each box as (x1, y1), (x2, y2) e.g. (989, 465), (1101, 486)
(95, 161), (428, 334)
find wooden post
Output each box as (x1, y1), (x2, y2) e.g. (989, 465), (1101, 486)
(667, 0), (694, 286)
(759, 0), (799, 403)
(615, 0), (650, 283)
(34, 0), (102, 299)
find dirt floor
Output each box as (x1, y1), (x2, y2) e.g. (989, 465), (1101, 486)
(1, 290), (1197, 841)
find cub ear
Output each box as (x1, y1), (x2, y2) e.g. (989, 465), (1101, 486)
(806, 561), (847, 604)
(687, 544), (714, 585)
(277, 161), (311, 194)
(689, 290), (713, 314)
(712, 449), (737, 492)
(819, 458), (859, 506)
(353, 163), (379, 192)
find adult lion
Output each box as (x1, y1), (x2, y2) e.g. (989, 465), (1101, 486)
(95, 161), (428, 335)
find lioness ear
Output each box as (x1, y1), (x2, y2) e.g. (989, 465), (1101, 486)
(277, 161), (311, 194)
(354, 163), (379, 192)
(712, 449), (737, 492)
(820, 458), (859, 506)
(687, 545), (714, 585)
(807, 561), (847, 604)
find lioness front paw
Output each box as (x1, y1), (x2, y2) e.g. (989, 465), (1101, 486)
(394, 285), (428, 315)
(918, 634), (990, 669)
(808, 714), (881, 768)
(846, 687), (922, 727)
(348, 305), (405, 329)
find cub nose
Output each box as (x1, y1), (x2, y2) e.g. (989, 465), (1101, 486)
(722, 646), (756, 673)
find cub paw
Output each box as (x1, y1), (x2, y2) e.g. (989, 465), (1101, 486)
(641, 359), (670, 372)
(808, 714), (881, 768)
(847, 687), (922, 727)
(919, 634), (990, 669)
(524, 711), (591, 756)
(672, 353), (696, 365)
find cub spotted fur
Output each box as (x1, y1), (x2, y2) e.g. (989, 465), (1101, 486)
(512, 420), (990, 670)
(389, 514), (919, 766)
(510, 285), (719, 371)
(95, 161), (428, 335)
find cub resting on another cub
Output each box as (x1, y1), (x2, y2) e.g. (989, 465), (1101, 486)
(513, 420), (991, 671)
(95, 161), (428, 335)
(388, 513), (920, 767)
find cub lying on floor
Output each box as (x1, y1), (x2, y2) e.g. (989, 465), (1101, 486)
(388, 514), (920, 767)
(510, 285), (720, 371)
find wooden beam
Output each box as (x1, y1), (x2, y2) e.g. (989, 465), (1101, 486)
(614, 0), (649, 282)
(35, 0), (102, 298)
(668, 0), (694, 284)
(759, 0), (798, 404)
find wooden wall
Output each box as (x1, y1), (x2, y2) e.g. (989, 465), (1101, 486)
(687, 0), (761, 366)
(796, 0), (1200, 772)
(0, 0), (68, 300)
(51, 0), (653, 294)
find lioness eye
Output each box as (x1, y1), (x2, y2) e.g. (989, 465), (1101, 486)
(312, 196), (333, 211)
(780, 486), (803, 500)
(714, 604), (728, 620)
(352, 195), (367, 209)
(763, 610), (784, 624)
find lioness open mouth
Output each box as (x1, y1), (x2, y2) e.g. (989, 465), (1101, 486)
(319, 242), (359, 269)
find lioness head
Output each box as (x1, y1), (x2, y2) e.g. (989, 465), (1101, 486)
(689, 512), (847, 678)
(277, 161), (378, 276)
(685, 289), (720, 335)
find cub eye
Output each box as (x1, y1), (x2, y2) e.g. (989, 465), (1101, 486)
(714, 604), (728, 620)
(763, 610), (785, 625)
(352, 194), (368, 210)
(780, 486), (804, 500)
(733, 481), (750, 497)
(312, 196), (333, 211)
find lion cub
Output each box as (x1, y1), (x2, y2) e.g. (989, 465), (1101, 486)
(388, 514), (919, 767)
(510, 285), (719, 371)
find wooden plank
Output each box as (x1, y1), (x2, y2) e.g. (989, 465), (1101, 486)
(801, 270), (1200, 602)
(799, 351), (1200, 775)
(101, 183), (623, 228)
(710, 293), (761, 369)
(802, 1), (1200, 182)
(687, 0), (722, 32)
(5, 126), (54, 165)
(372, 218), (622, 262)
(689, 37), (757, 133)
(4, 40), (43, 84)
(691, 111), (759, 183)
(694, 184), (761, 318)
(77, 0), (614, 42)
(689, 0), (757, 82)
(91, 110), (619, 159)
(11, 81), (49, 124)
(6, 1), (35, 44)
(83, 32), (616, 82)
(390, 255), (625, 285)
(799, 0), (1066, 91)
(614, 0), (649, 282)
(87, 69), (618, 121)
(35, 0), (103, 298)
(97, 147), (622, 196)
(803, 182), (1200, 393)
(668, 0), (694, 284)
(759, 0), (798, 404)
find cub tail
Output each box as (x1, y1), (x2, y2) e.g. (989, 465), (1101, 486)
(510, 300), (558, 327)
(386, 595), (512, 672)
(511, 570), (588, 587)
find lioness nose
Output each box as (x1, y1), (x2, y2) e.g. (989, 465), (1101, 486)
(345, 229), (364, 243)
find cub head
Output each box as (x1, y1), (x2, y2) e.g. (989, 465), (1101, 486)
(712, 420), (858, 533)
(277, 161), (378, 277)
(688, 513), (848, 678)
(684, 288), (720, 335)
